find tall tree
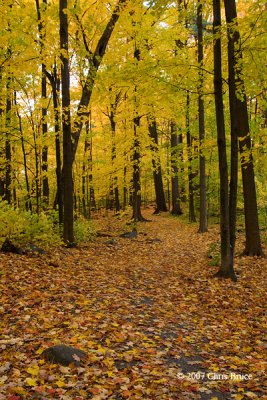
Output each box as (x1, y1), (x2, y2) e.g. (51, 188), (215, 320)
(14, 92), (32, 211)
(197, 1), (208, 232)
(35, 0), (49, 208)
(132, 111), (145, 221)
(170, 121), (182, 215)
(213, 0), (237, 281)
(47, 65), (63, 225)
(4, 70), (12, 204)
(130, 7), (146, 222)
(81, 114), (95, 218)
(148, 118), (167, 213)
(105, 88), (122, 212)
(223, 0), (263, 256)
(0, 68), (4, 198)
(60, 0), (75, 245)
(71, 0), (129, 162)
(186, 93), (196, 222)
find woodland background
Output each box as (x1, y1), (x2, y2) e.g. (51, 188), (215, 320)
(0, 1), (266, 398)
(0, 0), (266, 241)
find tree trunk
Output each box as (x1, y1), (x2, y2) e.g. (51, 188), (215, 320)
(60, 0), (75, 245)
(223, 0), (263, 256)
(71, 0), (128, 163)
(213, 0), (236, 281)
(82, 117), (95, 218)
(41, 63), (49, 207)
(32, 120), (40, 214)
(186, 93), (196, 222)
(108, 90), (121, 212)
(197, 2), (208, 233)
(36, 0), (49, 208)
(0, 68), (5, 197)
(131, 41), (146, 222)
(224, 5), (238, 255)
(170, 121), (182, 215)
(4, 75), (12, 204)
(47, 65), (63, 225)
(14, 92), (32, 211)
(131, 115), (146, 221)
(148, 119), (167, 213)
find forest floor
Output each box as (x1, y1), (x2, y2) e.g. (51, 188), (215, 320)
(0, 209), (266, 400)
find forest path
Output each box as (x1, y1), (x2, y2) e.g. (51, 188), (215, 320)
(0, 210), (266, 399)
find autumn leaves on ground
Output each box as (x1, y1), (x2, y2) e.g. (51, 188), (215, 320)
(0, 211), (266, 400)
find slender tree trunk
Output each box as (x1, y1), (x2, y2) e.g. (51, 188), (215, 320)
(47, 65), (63, 224)
(41, 63), (49, 206)
(170, 121), (182, 215)
(132, 114), (146, 221)
(60, 0), (75, 245)
(223, 0), (263, 256)
(186, 93), (196, 222)
(131, 43), (146, 222)
(0, 68), (5, 197)
(82, 117), (95, 217)
(14, 92), (32, 211)
(88, 122), (96, 212)
(123, 150), (127, 211)
(3, 8), (12, 204)
(36, 0), (49, 208)
(32, 121), (40, 214)
(177, 132), (186, 203)
(148, 118), (167, 213)
(71, 0), (128, 162)
(197, 2), (208, 232)
(213, 0), (236, 281)
(108, 91), (121, 212)
(225, 9), (238, 254)
(4, 75), (12, 204)
(82, 124), (89, 218)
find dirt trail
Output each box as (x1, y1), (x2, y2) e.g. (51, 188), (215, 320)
(0, 211), (266, 399)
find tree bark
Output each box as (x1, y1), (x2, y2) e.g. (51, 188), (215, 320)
(48, 65), (64, 225)
(82, 116), (95, 218)
(213, 0), (237, 281)
(186, 93), (196, 222)
(197, 1), (208, 232)
(148, 119), (167, 213)
(131, 39), (146, 222)
(223, 0), (263, 256)
(14, 92), (32, 211)
(131, 114), (146, 221)
(71, 0), (128, 162)
(0, 68), (5, 198)
(4, 74), (12, 204)
(170, 121), (182, 215)
(108, 90), (121, 212)
(60, 0), (75, 245)
(35, 0), (49, 208)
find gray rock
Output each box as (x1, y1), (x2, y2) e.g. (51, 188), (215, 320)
(119, 228), (137, 239)
(42, 344), (87, 366)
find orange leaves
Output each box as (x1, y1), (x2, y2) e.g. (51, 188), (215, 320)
(0, 212), (266, 399)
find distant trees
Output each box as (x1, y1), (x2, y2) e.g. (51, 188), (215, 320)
(0, 0), (265, 264)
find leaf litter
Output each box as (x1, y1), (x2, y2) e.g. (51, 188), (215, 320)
(0, 211), (266, 399)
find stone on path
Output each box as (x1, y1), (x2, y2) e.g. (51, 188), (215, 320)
(42, 344), (87, 366)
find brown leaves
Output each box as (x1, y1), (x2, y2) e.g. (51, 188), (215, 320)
(0, 211), (266, 399)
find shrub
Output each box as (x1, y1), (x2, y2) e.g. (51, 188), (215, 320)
(0, 201), (62, 248)
(73, 216), (96, 242)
